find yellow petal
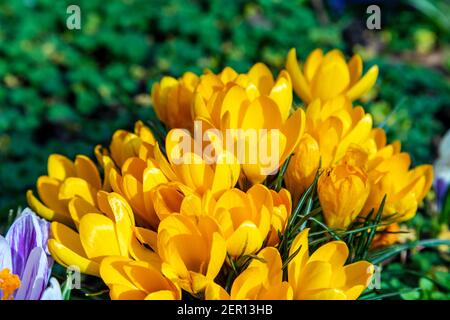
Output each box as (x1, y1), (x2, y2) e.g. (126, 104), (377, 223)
(210, 152), (240, 197)
(100, 256), (136, 288)
(248, 62), (274, 95)
(347, 54), (363, 86)
(286, 48), (312, 103)
(311, 52), (350, 101)
(51, 222), (87, 257)
(108, 193), (135, 256)
(248, 247), (283, 286)
(145, 290), (179, 300)
(303, 48), (324, 82)
(241, 96), (282, 130)
(280, 108), (305, 163)
(259, 282), (293, 300)
(226, 222), (263, 257)
(48, 239), (99, 276)
(123, 262), (174, 293)
(47, 154), (75, 181)
(288, 228), (310, 290)
(110, 284), (147, 300)
(335, 114), (373, 161)
(79, 213), (121, 259)
(27, 190), (73, 226)
(296, 261), (332, 293)
(231, 267), (266, 299)
(37, 176), (68, 215)
(205, 282), (230, 300)
(269, 70), (293, 122)
(309, 241), (349, 266)
(74, 155), (102, 190)
(343, 261), (374, 299)
(301, 288), (347, 300)
(68, 196), (100, 229)
(346, 65), (378, 101)
(59, 177), (97, 206)
(206, 232), (227, 280)
(129, 234), (161, 267)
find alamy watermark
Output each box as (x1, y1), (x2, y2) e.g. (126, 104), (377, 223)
(66, 265), (81, 290)
(368, 265), (382, 290)
(66, 5), (81, 30)
(366, 5), (381, 30)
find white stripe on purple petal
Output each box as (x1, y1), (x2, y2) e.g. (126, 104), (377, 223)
(40, 277), (63, 300)
(0, 235), (12, 271)
(14, 247), (49, 300)
(5, 210), (43, 277)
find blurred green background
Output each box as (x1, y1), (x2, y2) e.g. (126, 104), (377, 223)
(0, 0), (449, 299)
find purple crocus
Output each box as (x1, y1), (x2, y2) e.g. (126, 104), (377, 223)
(0, 208), (62, 300)
(434, 129), (450, 211)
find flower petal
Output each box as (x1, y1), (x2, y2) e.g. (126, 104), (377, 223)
(346, 65), (378, 101)
(40, 277), (63, 300)
(286, 48), (312, 103)
(5, 210), (47, 277)
(14, 247), (48, 300)
(0, 235), (12, 271)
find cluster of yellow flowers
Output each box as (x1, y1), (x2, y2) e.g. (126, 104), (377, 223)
(26, 48), (432, 300)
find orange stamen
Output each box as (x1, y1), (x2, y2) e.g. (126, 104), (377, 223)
(0, 268), (21, 300)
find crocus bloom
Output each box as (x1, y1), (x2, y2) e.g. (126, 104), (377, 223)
(100, 256), (180, 300)
(434, 129), (450, 211)
(157, 215), (226, 294)
(156, 129), (241, 199)
(371, 223), (400, 249)
(318, 157), (371, 230)
(151, 72), (200, 130)
(205, 247), (292, 300)
(192, 65), (305, 185)
(285, 133), (321, 200)
(48, 192), (160, 277)
(95, 120), (157, 169)
(363, 152), (433, 222)
(27, 121), (157, 230)
(0, 208), (62, 300)
(27, 153), (103, 227)
(304, 97), (374, 167)
(286, 48), (378, 104)
(288, 229), (374, 299)
(109, 156), (169, 229)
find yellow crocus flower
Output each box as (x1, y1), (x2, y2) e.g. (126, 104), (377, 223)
(371, 223), (401, 249)
(108, 156), (168, 230)
(28, 121), (158, 228)
(288, 229), (374, 299)
(193, 67), (305, 185)
(363, 152), (433, 221)
(151, 72), (199, 130)
(286, 97), (375, 202)
(169, 184), (291, 256)
(305, 98), (374, 167)
(211, 184), (272, 257)
(285, 133), (321, 201)
(157, 215), (226, 294)
(286, 48), (379, 104)
(27, 153), (102, 227)
(100, 256), (180, 300)
(205, 247), (293, 300)
(156, 129), (241, 199)
(318, 150), (371, 230)
(267, 188), (292, 246)
(95, 120), (156, 169)
(150, 182), (195, 221)
(48, 192), (159, 277)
